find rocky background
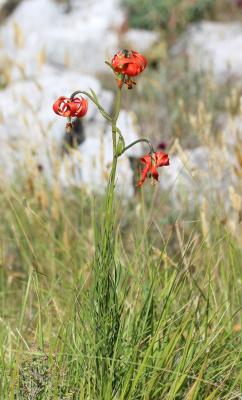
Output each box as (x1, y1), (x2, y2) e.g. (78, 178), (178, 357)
(0, 0), (241, 240)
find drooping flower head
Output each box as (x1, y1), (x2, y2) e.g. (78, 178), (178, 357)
(53, 95), (88, 133)
(53, 96), (73, 117)
(137, 151), (169, 187)
(70, 97), (88, 118)
(111, 49), (147, 89)
(53, 96), (88, 118)
(112, 50), (147, 76)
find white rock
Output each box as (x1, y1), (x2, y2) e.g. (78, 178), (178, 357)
(159, 144), (240, 208)
(59, 109), (143, 196)
(59, 135), (135, 197)
(0, 66), (140, 195)
(221, 114), (242, 147)
(115, 110), (143, 157)
(160, 147), (209, 206)
(219, 115), (242, 190)
(122, 29), (159, 53)
(172, 22), (242, 83)
(0, 0), (125, 81)
(159, 139), (241, 243)
(0, 67), (111, 174)
(0, 0), (144, 195)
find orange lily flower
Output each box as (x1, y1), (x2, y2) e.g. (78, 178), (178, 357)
(53, 96), (88, 118)
(137, 151), (169, 187)
(111, 49), (147, 89)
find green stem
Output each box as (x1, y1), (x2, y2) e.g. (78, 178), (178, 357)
(112, 87), (122, 155)
(93, 88), (122, 386)
(104, 87), (122, 229)
(122, 138), (155, 155)
(70, 90), (112, 123)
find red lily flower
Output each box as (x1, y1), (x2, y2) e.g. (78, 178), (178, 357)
(53, 96), (88, 118)
(111, 49), (147, 89)
(53, 96), (73, 117)
(137, 151), (169, 187)
(69, 97), (88, 118)
(112, 50), (147, 76)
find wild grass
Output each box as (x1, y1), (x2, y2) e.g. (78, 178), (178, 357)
(122, 0), (242, 33)
(0, 177), (241, 399)
(122, 0), (215, 32)
(0, 2), (241, 398)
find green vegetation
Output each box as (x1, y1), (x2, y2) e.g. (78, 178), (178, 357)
(0, 2), (241, 397)
(122, 0), (215, 32)
(0, 179), (241, 398)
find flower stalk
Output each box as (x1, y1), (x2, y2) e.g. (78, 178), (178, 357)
(122, 138), (155, 155)
(52, 49), (169, 392)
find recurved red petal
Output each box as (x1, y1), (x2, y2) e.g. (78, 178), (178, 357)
(53, 96), (72, 117)
(111, 50), (147, 78)
(137, 151), (169, 187)
(75, 97), (88, 117)
(140, 154), (152, 165)
(69, 97), (88, 118)
(155, 151), (169, 167)
(137, 164), (150, 187)
(124, 63), (140, 76)
(150, 164), (159, 181)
